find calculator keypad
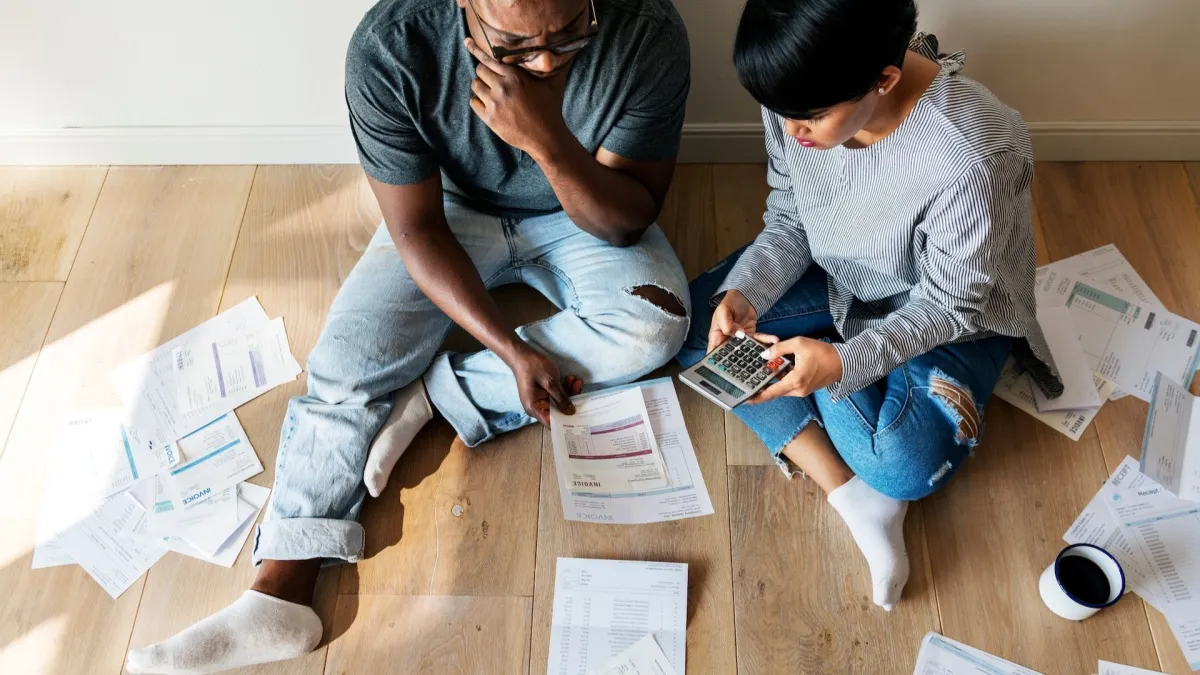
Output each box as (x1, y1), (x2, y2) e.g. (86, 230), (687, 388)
(703, 335), (784, 393)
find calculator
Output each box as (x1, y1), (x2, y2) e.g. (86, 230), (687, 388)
(678, 332), (791, 410)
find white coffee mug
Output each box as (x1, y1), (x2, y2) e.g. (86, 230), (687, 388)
(1039, 543), (1125, 620)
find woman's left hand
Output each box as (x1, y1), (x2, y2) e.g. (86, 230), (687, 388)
(746, 335), (844, 403)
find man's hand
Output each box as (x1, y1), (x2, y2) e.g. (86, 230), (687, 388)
(509, 345), (583, 426)
(708, 290), (758, 352)
(746, 335), (843, 403)
(465, 38), (569, 156)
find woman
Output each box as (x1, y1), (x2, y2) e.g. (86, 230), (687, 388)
(678, 0), (1061, 610)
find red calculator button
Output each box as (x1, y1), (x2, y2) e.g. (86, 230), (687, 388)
(766, 358), (785, 371)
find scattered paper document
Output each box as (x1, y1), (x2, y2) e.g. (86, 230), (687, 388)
(172, 318), (292, 413)
(548, 558), (687, 675)
(1141, 373), (1200, 502)
(58, 495), (167, 599)
(912, 632), (1042, 675)
(994, 357), (1114, 441)
(127, 481), (269, 567)
(593, 634), (679, 675)
(1097, 661), (1165, 675)
(550, 378), (713, 524)
(143, 486), (240, 557)
(1035, 268), (1200, 402)
(164, 413), (263, 508)
(554, 388), (670, 494)
(1033, 307), (1103, 412)
(1042, 244), (1163, 310)
(111, 297), (301, 453)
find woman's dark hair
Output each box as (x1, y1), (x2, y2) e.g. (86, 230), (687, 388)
(733, 0), (918, 120)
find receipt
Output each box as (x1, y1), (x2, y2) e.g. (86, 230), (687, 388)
(1098, 661), (1166, 675)
(163, 413), (262, 508)
(593, 634), (678, 675)
(1042, 244), (1163, 310)
(1141, 373), (1200, 502)
(912, 632), (1042, 674)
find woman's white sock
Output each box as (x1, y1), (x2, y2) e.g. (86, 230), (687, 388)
(364, 379), (434, 498)
(827, 476), (910, 611)
(125, 590), (322, 674)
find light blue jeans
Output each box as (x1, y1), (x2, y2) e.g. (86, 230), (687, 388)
(678, 248), (1014, 501)
(254, 203), (690, 564)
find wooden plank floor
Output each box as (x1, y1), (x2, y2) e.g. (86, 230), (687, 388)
(0, 162), (1198, 674)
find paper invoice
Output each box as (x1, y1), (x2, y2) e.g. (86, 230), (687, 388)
(1032, 306), (1103, 412)
(1097, 661), (1166, 675)
(58, 494), (167, 599)
(126, 481), (269, 567)
(163, 413), (263, 508)
(911, 632), (1043, 675)
(550, 378), (714, 524)
(593, 634), (679, 675)
(1041, 244), (1164, 310)
(1035, 268), (1200, 402)
(1141, 373), (1200, 502)
(111, 297), (301, 451)
(553, 387), (670, 494)
(993, 357), (1114, 441)
(547, 558), (687, 675)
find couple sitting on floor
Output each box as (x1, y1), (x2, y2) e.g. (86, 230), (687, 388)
(126, 0), (1063, 671)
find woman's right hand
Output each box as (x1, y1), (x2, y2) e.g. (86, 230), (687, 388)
(708, 290), (758, 352)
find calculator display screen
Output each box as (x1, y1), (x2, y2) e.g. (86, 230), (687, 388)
(695, 366), (745, 398)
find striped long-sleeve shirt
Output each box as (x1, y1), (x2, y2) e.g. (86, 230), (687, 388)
(716, 34), (1063, 402)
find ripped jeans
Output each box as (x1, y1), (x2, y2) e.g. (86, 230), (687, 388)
(678, 258), (1013, 501)
(254, 202), (690, 563)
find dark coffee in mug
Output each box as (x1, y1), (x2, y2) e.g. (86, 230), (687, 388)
(1058, 554), (1111, 605)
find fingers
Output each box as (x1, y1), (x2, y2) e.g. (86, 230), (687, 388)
(545, 376), (575, 415)
(747, 370), (804, 404)
(464, 38), (510, 76)
(470, 77), (491, 101)
(564, 375), (584, 396)
(752, 333), (780, 346)
(469, 95), (486, 118)
(530, 400), (551, 426)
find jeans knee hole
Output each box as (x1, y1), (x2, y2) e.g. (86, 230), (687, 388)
(929, 372), (980, 445)
(626, 284), (687, 317)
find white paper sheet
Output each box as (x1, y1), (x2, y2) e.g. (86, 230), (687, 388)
(172, 319), (292, 413)
(553, 387), (670, 494)
(993, 357), (1114, 441)
(58, 494), (167, 598)
(1097, 660), (1166, 675)
(1141, 373), (1200, 502)
(551, 378), (714, 524)
(128, 482), (270, 567)
(592, 634), (679, 675)
(1042, 244), (1164, 309)
(1063, 456), (1166, 607)
(1034, 268), (1200, 402)
(32, 411), (163, 569)
(548, 558), (687, 675)
(163, 413), (263, 508)
(111, 298), (301, 452)
(1032, 306), (1103, 412)
(145, 486), (240, 557)
(911, 632), (1042, 675)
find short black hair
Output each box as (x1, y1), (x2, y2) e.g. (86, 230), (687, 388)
(734, 0), (918, 120)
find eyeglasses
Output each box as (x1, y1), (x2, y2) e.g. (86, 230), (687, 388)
(469, 0), (599, 65)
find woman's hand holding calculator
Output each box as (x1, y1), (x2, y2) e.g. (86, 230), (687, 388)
(708, 290), (758, 351)
(746, 336), (844, 403)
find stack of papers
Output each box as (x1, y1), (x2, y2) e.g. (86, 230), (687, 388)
(547, 558), (687, 675)
(1065, 457), (1200, 670)
(31, 298), (297, 598)
(549, 378), (713, 524)
(995, 244), (1200, 440)
(912, 632), (1042, 674)
(1097, 661), (1166, 675)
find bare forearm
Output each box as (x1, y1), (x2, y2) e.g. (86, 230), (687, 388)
(390, 225), (525, 364)
(531, 134), (659, 247)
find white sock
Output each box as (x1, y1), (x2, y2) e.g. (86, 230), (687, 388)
(125, 590), (322, 674)
(827, 476), (910, 611)
(363, 379), (433, 498)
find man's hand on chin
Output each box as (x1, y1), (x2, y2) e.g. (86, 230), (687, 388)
(464, 37), (571, 159)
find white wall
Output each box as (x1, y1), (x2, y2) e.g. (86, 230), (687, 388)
(2, 0), (1199, 163)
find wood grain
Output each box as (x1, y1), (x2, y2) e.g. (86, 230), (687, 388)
(925, 399), (1163, 672)
(324, 595), (532, 675)
(0, 282), (61, 460)
(0, 167), (107, 281)
(728, 465), (939, 674)
(0, 166), (254, 675)
(657, 164), (718, 279)
(529, 371), (736, 675)
(126, 166), (379, 675)
(711, 164), (769, 261)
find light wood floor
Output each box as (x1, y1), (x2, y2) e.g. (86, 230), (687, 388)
(1, 163), (1199, 675)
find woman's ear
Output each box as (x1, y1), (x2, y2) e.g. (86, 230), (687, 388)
(876, 65), (902, 96)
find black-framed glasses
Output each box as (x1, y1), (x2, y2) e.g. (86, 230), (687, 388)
(469, 0), (599, 65)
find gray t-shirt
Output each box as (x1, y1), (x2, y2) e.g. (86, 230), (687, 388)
(346, 0), (690, 217)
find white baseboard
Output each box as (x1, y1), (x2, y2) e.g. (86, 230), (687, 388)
(1, 121), (1198, 165)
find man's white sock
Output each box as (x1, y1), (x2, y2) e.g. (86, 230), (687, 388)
(827, 476), (910, 611)
(364, 379), (433, 498)
(125, 590), (322, 674)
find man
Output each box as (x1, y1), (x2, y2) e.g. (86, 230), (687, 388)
(126, 0), (690, 671)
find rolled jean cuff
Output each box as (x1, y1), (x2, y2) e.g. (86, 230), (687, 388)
(424, 353), (491, 447)
(252, 517), (366, 566)
(732, 396), (823, 479)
